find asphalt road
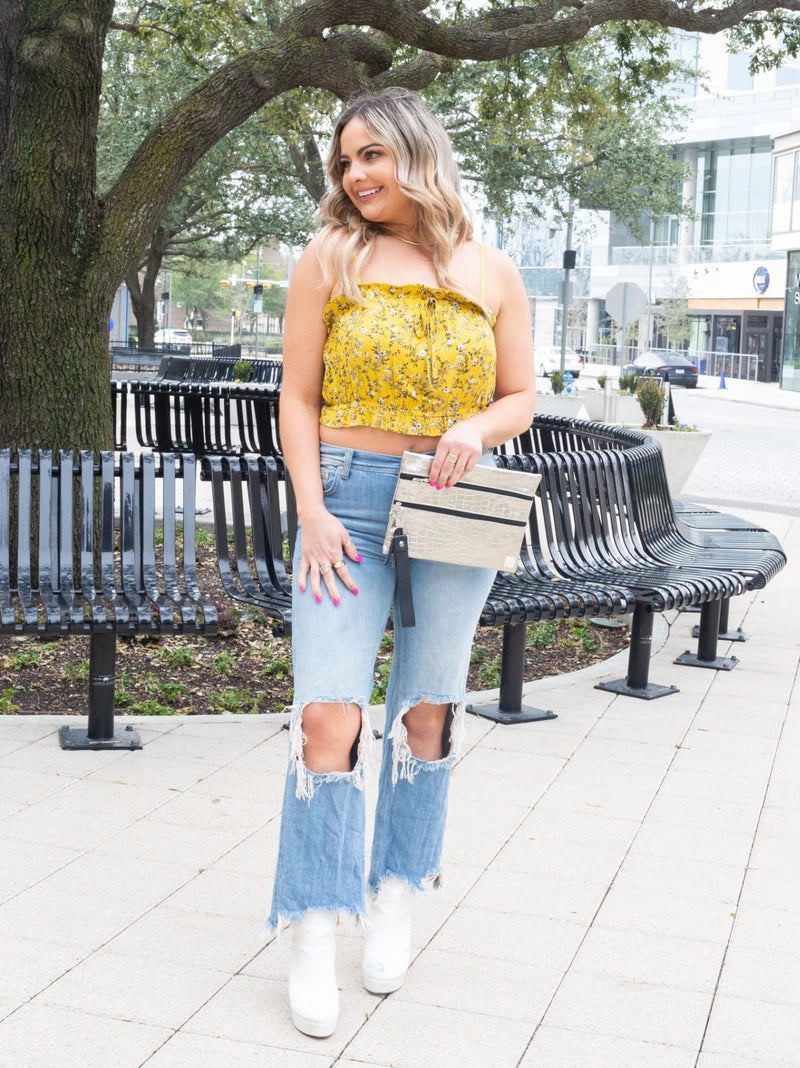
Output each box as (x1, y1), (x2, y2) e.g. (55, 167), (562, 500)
(654, 384), (800, 517)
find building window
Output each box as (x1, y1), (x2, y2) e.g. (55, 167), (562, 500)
(773, 151), (794, 233)
(699, 143), (773, 246)
(781, 250), (800, 391)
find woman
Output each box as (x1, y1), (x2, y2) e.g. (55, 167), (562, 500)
(268, 86), (536, 1037)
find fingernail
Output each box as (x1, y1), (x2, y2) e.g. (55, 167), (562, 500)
(298, 584), (306, 593)
(428, 479), (436, 487)
(314, 594), (323, 604)
(436, 484), (443, 490)
(332, 596), (340, 606)
(351, 587), (359, 596)
(354, 553), (363, 562)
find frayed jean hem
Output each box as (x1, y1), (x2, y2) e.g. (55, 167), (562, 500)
(261, 904), (366, 942)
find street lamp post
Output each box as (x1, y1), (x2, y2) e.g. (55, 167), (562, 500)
(559, 213), (576, 376)
(158, 269), (173, 334)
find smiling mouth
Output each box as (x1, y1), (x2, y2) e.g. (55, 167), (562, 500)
(357, 187), (382, 199)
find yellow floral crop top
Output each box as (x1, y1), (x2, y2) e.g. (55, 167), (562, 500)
(320, 275), (497, 436)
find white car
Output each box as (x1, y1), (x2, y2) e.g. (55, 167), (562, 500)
(154, 328), (193, 345)
(536, 345), (582, 378)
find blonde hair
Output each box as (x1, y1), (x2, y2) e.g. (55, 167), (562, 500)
(316, 87), (474, 304)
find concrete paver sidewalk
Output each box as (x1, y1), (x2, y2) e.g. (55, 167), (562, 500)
(0, 503), (797, 1066)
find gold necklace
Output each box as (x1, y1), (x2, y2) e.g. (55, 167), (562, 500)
(386, 232), (423, 247)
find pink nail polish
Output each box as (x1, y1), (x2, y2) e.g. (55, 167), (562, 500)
(436, 484), (443, 491)
(351, 587), (359, 596)
(354, 553), (363, 562)
(428, 479), (436, 487)
(332, 596), (340, 606)
(298, 584), (306, 593)
(314, 594), (323, 604)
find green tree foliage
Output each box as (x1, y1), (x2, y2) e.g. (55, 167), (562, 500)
(429, 23), (691, 229)
(3, 0), (800, 452)
(98, 23), (317, 345)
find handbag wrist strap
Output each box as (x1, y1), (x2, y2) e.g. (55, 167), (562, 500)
(390, 528), (416, 628)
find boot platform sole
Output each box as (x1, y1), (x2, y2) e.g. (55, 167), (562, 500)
(363, 970), (406, 995)
(291, 1009), (338, 1038)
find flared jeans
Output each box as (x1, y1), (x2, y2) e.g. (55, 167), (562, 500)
(267, 445), (496, 930)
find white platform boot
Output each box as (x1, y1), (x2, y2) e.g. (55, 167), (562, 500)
(363, 877), (413, 994)
(289, 910), (339, 1037)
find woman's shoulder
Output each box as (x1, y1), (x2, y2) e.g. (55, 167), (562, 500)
(290, 236), (329, 290)
(480, 242), (518, 277)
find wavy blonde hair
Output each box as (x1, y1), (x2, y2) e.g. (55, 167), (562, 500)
(316, 87), (474, 304)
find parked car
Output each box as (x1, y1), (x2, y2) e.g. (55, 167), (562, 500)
(536, 345), (582, 378)
(154, 328), (193, 345)
(623, 351), (698, 388)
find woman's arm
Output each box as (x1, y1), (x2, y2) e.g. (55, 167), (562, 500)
(429, 246), (536, 488)
(280, 241), (360, 600)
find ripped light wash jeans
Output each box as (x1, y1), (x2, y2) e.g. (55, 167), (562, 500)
(267, 445), (497, 931)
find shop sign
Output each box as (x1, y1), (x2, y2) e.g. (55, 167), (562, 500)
(753, 266), (770, 294)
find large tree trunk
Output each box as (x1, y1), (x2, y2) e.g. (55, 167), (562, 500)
(0, 0), (115, 454)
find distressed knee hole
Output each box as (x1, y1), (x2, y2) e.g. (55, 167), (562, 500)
(289, 700), (372, 801)
(389, 699), (466, 784)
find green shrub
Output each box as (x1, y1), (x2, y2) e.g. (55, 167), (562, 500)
(233, 359), (253, 381)
(550, 370), (565, 395)
(597, 373), (608, 389)
(618, 371), (639, 394)
(636, 376), (666, 427)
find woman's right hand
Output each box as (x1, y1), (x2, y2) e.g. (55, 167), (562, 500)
(296, 505), (361, 605)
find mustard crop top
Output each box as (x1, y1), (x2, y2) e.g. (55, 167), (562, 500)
(320, 268), (497, 436)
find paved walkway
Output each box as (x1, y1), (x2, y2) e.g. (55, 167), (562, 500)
(2, 379), (799, 1066)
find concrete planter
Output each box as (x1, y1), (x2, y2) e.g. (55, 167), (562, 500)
(645, 428), (712, 495)
(535, 394), (591, 419)
(581, 391), (641, 423)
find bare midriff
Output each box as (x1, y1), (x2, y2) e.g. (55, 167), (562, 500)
(319, 423), (440, 455)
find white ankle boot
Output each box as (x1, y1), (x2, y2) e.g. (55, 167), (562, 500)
(289, 910), (339, 1037)
(363, 877), (413, 994)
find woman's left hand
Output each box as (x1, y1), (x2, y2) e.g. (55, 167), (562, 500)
(429, 425), (484, 489)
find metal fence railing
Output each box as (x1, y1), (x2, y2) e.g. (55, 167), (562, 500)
(585, 344), (758, 381)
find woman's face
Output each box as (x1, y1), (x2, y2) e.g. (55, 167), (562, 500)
(338, 116), (416, 233)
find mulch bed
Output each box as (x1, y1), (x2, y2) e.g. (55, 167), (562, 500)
(0, 548), (629, 716)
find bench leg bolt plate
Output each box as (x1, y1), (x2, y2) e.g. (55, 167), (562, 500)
(59, 726), (142, 750)
(673, 651), (739, 671)
(467, 703), (557, 724)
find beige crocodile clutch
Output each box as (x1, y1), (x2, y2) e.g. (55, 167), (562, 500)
(383, 452), (540, 574)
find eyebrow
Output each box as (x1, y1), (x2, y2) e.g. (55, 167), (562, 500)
(339, 141), (382, 161)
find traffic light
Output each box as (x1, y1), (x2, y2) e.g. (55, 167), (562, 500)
(253, 284), (264, 297)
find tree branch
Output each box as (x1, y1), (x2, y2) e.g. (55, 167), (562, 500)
(287, 0), (800, 56)
(101, 0), (800, 282)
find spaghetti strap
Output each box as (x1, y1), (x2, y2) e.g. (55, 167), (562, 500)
(479, 242), (486, 303)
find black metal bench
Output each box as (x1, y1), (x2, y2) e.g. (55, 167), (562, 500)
(506, 436), (784, 698)
(202, 449), (637, 725)
(200, 412), (785, 716)
(111, 384), (786, 719)
(202, 454), (293, 636)
(0, 449), (218, 749)
(154, 354), (283, 384)
(112, 380), (284, 466)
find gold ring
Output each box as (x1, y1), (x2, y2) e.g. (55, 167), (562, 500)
(344, 540), (355, 550)
(319, 564), (332, 575)
(446, 453), (458, 464)
(333, 560), (345, 571)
